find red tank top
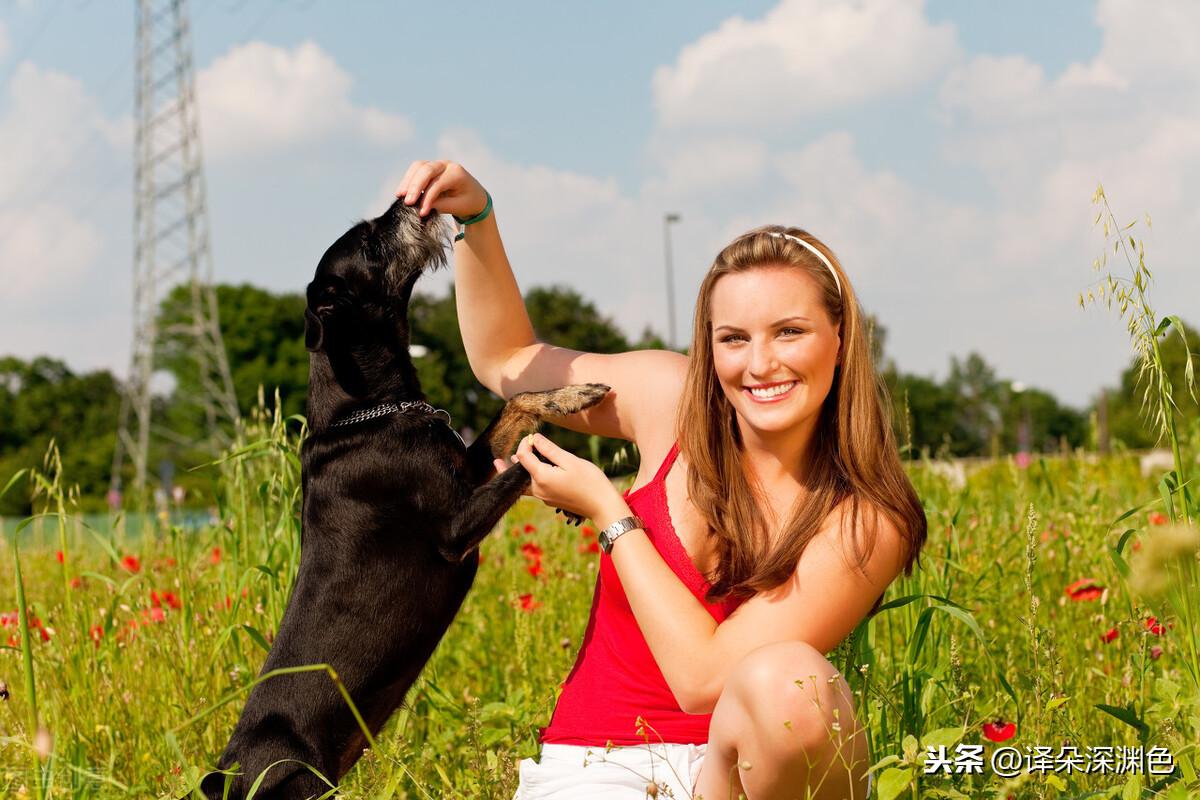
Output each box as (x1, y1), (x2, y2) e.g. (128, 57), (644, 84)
(540, 443), (743, 746)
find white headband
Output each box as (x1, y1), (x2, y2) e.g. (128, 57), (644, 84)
(767, 232), (842, 298)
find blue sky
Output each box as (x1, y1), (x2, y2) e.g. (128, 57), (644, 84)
(1, 0), (1196, 408)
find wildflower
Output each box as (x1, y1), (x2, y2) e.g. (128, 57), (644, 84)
(210, 547), (222, 564)
(517, 593), (541, 612)
(1064, 578), (1103, 602)
(55, 550), (64, 564)
(581, 525), (597, 539)
(1101, 627), (1119, 644)
(150, 590), (182, 610)
(69, 577), (83, 589)
(523, 523), (536, 534)
(1148, 511), (1167, 526)
(90, 625), (105, 646)
(1150, 645), (1164, 660)
(1144, 616), (1167, 636)
(522, 541), (544, 577)
(982, 721), (1017, 743)
(141, 607), (166, 624)
(578, 541), (600, 554)
(1014, 452), (1031, 470)
(120, 555), (141, 574)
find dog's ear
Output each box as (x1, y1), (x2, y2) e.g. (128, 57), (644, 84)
(304, 306), (325, 351)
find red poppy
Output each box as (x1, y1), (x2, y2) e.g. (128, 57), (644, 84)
(982, 720), (1016, 743)
(121, 555), (142, 574)
(210, 547), (222, 564)
(69, 577), (83, 589)
(517, 593), (541, 612)
(581, 525), (597, 539)
(141, 607), (166, 624)
(1150, 645), (1164, 660)
(55, 550), (64, 564)
(526, 562), (544, 578)
(1148, 511), (1167, 526)
(523, 523), (537, 534)
(5, 634), (17, 648)
(151, 590), (182, 610)
(90, 625), (105, 646)
(521, 542), (544, 559)
(1145, 616), (1166, 636)
(0, 611), (14, 628)
(578, 541), (600, 554)
(1101, 627), (1119, 644)
(1064, 578), (1103, 602)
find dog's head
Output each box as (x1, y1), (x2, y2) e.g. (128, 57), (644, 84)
(304, 199), (448, 352)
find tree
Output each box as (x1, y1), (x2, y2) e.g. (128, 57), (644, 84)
(0, 357), (121, 515)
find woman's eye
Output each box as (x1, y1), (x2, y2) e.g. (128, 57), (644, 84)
(779, 327), (806, 336)
(718, 334), (746, 343)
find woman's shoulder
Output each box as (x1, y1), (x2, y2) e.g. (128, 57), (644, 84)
(816, 496), (908, 584)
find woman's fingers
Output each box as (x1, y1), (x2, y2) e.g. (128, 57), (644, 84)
(420, 171), (453, 217)
(396, 160), (424, 198)
(403, 161), (445, 205)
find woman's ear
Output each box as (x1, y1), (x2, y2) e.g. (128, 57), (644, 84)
(304, 306), (325, 351)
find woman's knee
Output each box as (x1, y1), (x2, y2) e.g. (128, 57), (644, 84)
(722, 641), (854, 753)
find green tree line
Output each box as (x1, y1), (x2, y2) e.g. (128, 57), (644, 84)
(2, 284), (1194, 515)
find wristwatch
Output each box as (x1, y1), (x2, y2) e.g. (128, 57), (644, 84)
(598, 515), (645, 554)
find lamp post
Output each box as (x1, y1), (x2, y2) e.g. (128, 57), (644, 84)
(663, 213), (681, 349)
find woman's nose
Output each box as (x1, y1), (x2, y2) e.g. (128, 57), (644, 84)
(748, 339), (780, 377)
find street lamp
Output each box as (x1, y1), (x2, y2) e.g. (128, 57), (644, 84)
(663, 213), (681, 349)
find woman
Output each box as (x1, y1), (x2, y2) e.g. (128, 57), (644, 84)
(397, 161), (926, 799)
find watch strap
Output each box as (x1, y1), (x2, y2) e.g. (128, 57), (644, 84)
(598, 515), (645, 554)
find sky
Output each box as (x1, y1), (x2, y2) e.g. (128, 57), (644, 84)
(1, 0), (1197, 409)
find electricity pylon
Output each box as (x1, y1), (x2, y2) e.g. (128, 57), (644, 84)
(111, 0), (239, 501)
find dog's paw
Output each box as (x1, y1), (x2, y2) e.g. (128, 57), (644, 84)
(555, 507), (584, 526)
(510, 383), (611, 417)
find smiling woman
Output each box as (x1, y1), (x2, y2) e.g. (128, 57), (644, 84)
(397, 160), (927, 800)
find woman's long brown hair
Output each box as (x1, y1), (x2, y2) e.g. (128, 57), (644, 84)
(677, 225), (927, 602)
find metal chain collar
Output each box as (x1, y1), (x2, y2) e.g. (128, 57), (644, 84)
(331, 400), (453, 429)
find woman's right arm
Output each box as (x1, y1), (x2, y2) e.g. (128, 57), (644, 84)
(398, 161), (687, 443)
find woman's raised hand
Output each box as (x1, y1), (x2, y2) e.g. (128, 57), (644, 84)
(396, 160), (488, 220)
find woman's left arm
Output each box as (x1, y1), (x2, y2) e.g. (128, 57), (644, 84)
(510, 434), (908, 715)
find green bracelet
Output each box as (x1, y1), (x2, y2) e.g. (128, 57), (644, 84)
(453, 191), (493, 242)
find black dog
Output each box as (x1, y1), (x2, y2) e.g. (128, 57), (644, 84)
(194, 199), (608, 798)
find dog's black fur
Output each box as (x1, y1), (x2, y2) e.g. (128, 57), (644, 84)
(194, 200), (607, 799)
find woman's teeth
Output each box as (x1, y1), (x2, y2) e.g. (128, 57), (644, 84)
(747, 382), (796, 399)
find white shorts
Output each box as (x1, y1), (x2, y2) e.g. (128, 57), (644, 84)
(512, 742), (874, 799)
(513, 742), (708, 799)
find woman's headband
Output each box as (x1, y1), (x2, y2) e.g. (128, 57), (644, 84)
(767, 232), (843, 298)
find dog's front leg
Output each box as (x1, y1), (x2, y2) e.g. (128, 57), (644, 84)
(438, 463), (533, 562)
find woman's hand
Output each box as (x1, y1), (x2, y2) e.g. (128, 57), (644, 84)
(396, 160), (488, 220)
(497, 434), (631, 526)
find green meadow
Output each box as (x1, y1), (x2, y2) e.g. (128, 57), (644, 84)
(1, 403), (1198, 799)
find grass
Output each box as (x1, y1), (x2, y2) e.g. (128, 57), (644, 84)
(1, 416), (1197, 799)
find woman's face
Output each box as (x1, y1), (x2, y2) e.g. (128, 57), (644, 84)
(709, 265), (841, 440)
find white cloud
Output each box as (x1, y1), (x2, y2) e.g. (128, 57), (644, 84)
(0, 21), (10, 62)
(0, 204), (102, 299)
(196, 40), (414, 159)
(652, 0), (959, 129)
(0, 62), (127, 207)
